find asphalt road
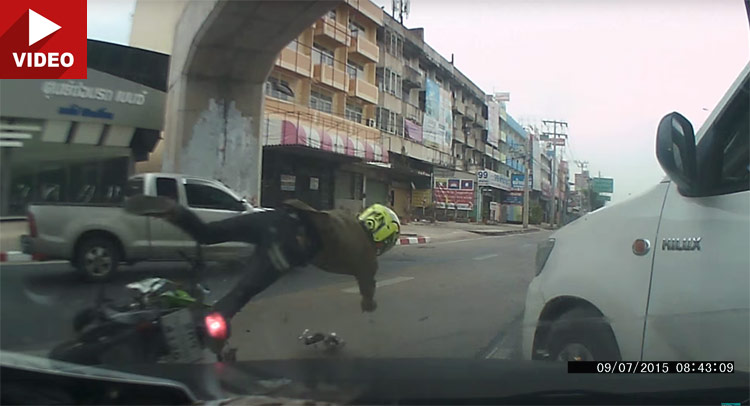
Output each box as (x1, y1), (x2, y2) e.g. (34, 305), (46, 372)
(0, 230), (551, 361)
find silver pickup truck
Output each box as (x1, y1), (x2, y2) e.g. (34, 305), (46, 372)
(22, 173), (259, 280)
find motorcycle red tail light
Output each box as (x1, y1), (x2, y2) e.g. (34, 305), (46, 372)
(204, 313), (227, 340)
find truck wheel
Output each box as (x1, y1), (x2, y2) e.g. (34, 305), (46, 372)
(547, 307), (621, 361)
(75, 237), (120, 281)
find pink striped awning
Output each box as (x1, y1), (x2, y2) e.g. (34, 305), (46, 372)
(263, 117), (388, 163)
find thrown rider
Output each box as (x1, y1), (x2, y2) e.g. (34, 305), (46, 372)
(124, 195), (401, 313)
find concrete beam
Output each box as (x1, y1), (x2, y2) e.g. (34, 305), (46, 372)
(163, 0), (340, 203)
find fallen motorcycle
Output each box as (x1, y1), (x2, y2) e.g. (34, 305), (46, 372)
(48, 244), (235, 365)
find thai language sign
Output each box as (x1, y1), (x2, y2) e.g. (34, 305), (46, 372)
(434, 177), (474, 210)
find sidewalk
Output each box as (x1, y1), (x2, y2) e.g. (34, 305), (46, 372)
(401, 220), (543, 243)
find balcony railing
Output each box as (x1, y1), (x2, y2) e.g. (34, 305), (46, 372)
(345, 0), (384, 25)
(314, 17), (350, 46)
(348, 77), (378, 104)
(314, 64), (348, 92)
(276, 46), (312, 77)
(474, 115), (487, 129)
(404, 102), (423, 124)
(348, 36), (378, 62)
(403, 64), (423, 89)
(452, 98), (465, 115)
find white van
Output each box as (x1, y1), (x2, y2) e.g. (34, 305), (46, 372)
(522, 62), (749, 370)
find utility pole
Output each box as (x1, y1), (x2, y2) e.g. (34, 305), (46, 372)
(574, 160), (590, 213)
(522, 132), (532, 229)
(542, 120), (568, 228)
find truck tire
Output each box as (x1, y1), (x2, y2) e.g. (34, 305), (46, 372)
(75, 236), (120, 282)
(546, 307), (621, 361)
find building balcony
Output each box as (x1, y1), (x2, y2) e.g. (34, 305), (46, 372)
(314, 64), (349, 92)
(403, 64), (423, 89)
(404, 102), (423, 124)
(275, 47), (312, 77)
(465, 104), (478, 119)
(453, 131), (466, 144)
(348, 36), (378, 63)
(314, 17), (350, 46)
(348, 77), (378, 104)
(466, 135), (476, 148)
(474, 115), (487, 129)
(452, 99), (465, 115)
(345, 0), (384, 26)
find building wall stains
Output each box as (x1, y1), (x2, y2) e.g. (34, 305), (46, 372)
(179, 98), (260, 202)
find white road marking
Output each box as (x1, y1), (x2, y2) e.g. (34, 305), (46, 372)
(341, 276), (415, 293)
(473, 253), (499, 261)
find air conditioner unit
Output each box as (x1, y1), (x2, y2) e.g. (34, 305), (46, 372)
(366, 119), (376, 127)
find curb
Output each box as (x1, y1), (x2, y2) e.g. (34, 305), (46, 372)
(396, 236), (431, 245)
(467, 228), (541, 237)
(0, 251), (32, 263)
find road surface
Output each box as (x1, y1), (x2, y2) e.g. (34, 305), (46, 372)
(0, 230), (550, 361)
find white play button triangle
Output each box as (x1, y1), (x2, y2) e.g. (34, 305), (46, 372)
(28, 9), (61, 47)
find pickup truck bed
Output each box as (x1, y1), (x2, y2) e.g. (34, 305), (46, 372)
(23, 173), (257, 280)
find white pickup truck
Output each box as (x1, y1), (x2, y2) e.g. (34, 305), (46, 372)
(523, 62), (749, 369)
(22, 173), (259, 280)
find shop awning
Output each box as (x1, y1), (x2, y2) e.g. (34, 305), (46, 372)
(263, 117), (388, 163)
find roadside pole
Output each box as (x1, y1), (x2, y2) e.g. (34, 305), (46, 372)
(542, 120), (568, 229)
(522, 133), (531, 229)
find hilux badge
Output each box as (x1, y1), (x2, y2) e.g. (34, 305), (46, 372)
(661, 237), (701, 251)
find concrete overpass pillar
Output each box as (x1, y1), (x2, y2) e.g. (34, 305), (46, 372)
(162, 0), (339, 203)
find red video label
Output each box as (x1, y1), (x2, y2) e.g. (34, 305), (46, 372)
(0, 0), (87, 79)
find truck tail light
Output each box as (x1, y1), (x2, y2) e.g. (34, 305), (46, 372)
(204, 313), (227, 340)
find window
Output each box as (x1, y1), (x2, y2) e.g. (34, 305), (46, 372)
(349, 20), (365, 38)
(346, 62), (363, 80)
(385, 30), (403, 57)
(156, 177), (178, 200)
(312, 43), (334, 66)
(379, 68), (401, 98)
(346, 103), (363, 123)
(184, 181), (242, 211)
(698, 83), (750, 194)
(285, 40), (297, 51)
(310, 88), (333, 113)
(376, 107), (403, 135)
(125, 177), (144, 198)
(265, 76), (294, 101)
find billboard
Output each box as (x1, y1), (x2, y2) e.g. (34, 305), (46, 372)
(477, 169), (510, 190)
(434, 177), (474, 210)
(591, 177), (614, 193)
(486, 100), (500, 148)
(511, 174), (525, 190)
(404, 119), (423, 143)
(423, 77), (453, 151)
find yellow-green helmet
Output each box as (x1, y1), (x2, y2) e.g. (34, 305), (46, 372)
(358, 204), (401, 255)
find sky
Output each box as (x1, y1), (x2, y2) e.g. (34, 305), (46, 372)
(88, 0), (749, 202)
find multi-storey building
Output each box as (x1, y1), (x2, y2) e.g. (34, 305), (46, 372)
(129, 0), (534, 222)
(259, 0), (387, 212)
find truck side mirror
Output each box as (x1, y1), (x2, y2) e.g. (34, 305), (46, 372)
(656, 112), (698, 195)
